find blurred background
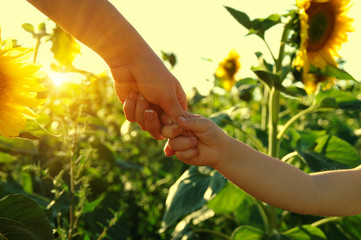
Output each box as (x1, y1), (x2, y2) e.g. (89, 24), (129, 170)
(1, 0), (360, 95)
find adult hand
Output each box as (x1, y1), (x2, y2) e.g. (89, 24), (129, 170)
(111, 51), (187, 123)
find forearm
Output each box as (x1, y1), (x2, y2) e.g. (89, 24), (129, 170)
(27, 0), (153, 66)
(216, 137), (319, 215)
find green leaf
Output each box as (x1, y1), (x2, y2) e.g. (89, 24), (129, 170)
(0, 152), (16, 163)
(224, 7), (252, 29)
(249, 14), (281, 39)
(0, 136), (38, 156)
(297, 150), (339, 172)
(161, 166), (227, 231)
(231, 225), (265, 240)
(208, 182), (245, 214)
(279, 86), (307, 98)
(210, 112), (232, 128)
(298, 135), (361, 171)
(254, 52), (273, 72)
(0, 194), (53, 240)
(321, 65), (355, 80)
(339, 100), (361, 110)
(82, 194), (105, 213)
(251, 66), (278, 88)
(38, 22), (46, 32)
(317, 88), (357, 102)
(296, 130), (327, 150)
(314, 135), (361, 168)
(224, 7), (281, 39)
(314, 88), (361, 110)
(338, 215), (361, 239)
(19, 119), (61, 140)
(283, 225), (326, 240)
(317, 97), (338, 109)
(21, 23), (34, 34)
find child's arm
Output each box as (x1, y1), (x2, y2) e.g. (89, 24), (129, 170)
(163, 115), (361, 217)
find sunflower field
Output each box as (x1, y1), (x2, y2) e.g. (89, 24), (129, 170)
(1, 0), (361, 239)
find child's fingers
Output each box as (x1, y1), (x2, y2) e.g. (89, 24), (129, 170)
(135, 94), (150, 130)
(161, 124), (183, 139)
(123, 91), (137, 122)
(177, 116), (212, 132)
(144, 109), (164, 140)
(175, 148), (199, 161)
(168, 136), (197, 151)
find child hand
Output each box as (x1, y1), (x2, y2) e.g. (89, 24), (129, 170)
(162, 114), (230, 168)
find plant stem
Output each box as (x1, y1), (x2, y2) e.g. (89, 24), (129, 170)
(280, 151), (298, 162)
(262, 38), (277, 64)
(193, 228), (231, 240)
(261, 86), (269, 131)
(277, 105), (315, 141)
(266, 19), (291, 235)
(33, 37), (41, 63)
(311, 217), (340, 227)
(268, 87), (280, 158)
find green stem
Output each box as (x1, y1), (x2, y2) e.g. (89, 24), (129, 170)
(268, 87), (280, 158)
(311, 217), (340, 228)
(262, 38), (277, 64)
(193, 228), (230, 240)
(281, 151), (298, 162)
(33, 35), (42, 63)
(277, 105), (315, 141)
(266, 19), (292, 235)
(261, 86), (269, 131)
(254, 199), (270, 233)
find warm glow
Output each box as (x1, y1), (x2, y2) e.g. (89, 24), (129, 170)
(1, 0), (360, 95)
(49, 71), (84, 87)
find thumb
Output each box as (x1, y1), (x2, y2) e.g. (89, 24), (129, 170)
(177, 116), (211, 133)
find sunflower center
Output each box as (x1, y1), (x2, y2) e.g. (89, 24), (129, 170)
(224, 59), (237, 78)
(306, 2), (335, 52)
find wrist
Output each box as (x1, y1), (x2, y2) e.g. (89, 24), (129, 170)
(213, 134), (235, 171)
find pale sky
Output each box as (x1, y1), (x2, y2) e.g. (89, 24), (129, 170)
(1, 0), (361, 95)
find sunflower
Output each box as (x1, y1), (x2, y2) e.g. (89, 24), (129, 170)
(215, 49), (241, 92)
(0, 27), (46, 138)
(293, 0), (354, 92)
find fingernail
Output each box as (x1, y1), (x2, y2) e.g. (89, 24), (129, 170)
(145, 109), (154, 121)
(191, 137), (197, 145)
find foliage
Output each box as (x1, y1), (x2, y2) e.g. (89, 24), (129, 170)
(1, 2), (361, 240)
(162, 5), (361, 240)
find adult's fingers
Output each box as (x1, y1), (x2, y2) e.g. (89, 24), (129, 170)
(135, 94), (150, 130)
(158, 89), (187, 122)
(123, 91), (137, 122)
(112, 68), (137, 103)
(144, 109), (164, 140)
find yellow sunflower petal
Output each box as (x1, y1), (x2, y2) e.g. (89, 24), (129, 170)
(0, 31), (46, 138)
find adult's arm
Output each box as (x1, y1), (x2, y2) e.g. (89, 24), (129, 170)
(26, 0), (187, 121)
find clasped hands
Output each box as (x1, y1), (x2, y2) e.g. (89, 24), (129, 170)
(122, 91), (226, 168)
